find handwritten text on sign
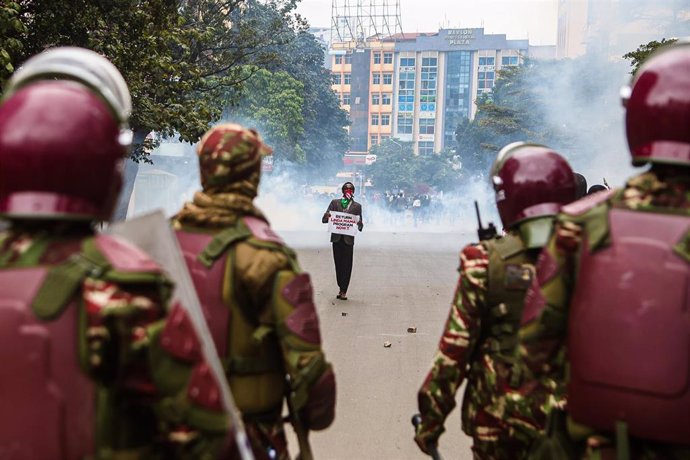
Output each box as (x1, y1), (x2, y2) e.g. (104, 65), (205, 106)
(328, 211), (360, 237)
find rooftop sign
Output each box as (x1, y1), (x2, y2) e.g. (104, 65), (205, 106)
(445, 29), (475, 46)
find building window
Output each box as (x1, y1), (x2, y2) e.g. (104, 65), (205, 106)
(370, 134), (379, 145)
(344, 53), (352, 64)
(373, 73), (381, 84)
(398, 113), (413, 134)
(371, 114), (379, 125)
(419, 118), (435, 135)
(397, 70), (415, 112)
(420, 56), (437, 112)
(444, 51), (472, 146)
(332, 73), (341, 85)
(344, 73), (351, 85)
(382, 93), (391, 105)
(419, 141), (434, 155)
(373, 53), (381, 64)
(380, 135), (390, 142)
(335, 55), (343, 65)
(478, 71), (495, 90)
(400, 57), (415, 67)
(342, 93), (351, 105)
(371, 94), (380, 105)
(381, 114), (390, 126)
(383, 52), (393, 64)
(383, 73), (392, 85)
(478, 56), (495, 66)
(422, 57), (437, 67)
(502, 56), (519, 66)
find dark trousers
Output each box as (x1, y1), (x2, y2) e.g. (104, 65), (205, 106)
(332, 240), (354, 293)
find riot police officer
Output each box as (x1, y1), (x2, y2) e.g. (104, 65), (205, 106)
(520, 40), (690, 459)
(0, 47), (227, 459)
(173, 123), (336, 459)
(415, 143), (576, 459)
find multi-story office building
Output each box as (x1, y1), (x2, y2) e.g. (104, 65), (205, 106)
(330, 28), (529, 155)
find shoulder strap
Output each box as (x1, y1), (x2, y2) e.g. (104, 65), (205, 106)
(492, 233), (525, 260)
(32, 237), (110, 320)
(198, 221), (253, 268)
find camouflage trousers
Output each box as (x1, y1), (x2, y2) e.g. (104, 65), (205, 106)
(470, 411), (532, 460)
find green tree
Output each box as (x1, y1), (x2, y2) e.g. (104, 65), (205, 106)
(273, 32), (350, 170)
(455, 55), (623, 178)
(223, 28), (350, 174)
(12, 0), (305, 218)
(368, 140), (459, 192)
(15, 0), (303, 156)
(0, 1), (25, 86)
(623, 38), (678, 75)
(228, 67), (306, 163)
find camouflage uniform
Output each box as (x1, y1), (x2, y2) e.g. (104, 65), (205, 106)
(173, 124), (336, 460)
(520, 170), (690, 460)
(0, 47), (228, 460)
(0, 221), (228, 459)
(416, 228), (563, 460)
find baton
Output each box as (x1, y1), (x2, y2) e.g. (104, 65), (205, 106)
(411, 414), (443, 460)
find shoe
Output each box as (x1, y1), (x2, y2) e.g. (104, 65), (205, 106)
(339, 292), (347, 300)
(336, 292), (342, 299)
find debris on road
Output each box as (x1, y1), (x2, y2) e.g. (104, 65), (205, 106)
(383, 341), (392, 348)
(407, 326), (417, 333)
(342, 312), (348, 316)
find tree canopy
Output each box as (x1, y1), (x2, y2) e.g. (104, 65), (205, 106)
(6, 0), (306, 160)
(224, 30), (350, 171)
(454, 55), (625, 179)
(623, 38), (678, 75)
(367, 140), (460, 193)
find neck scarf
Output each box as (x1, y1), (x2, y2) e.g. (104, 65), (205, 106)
(341, 190), (354, 208)
(174, 190), (265, 228)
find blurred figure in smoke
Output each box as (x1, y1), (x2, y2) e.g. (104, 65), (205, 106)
(0, 47), (221, 458)
(520, 41), (690, 459)
(322, 182), (364, 300)
(415, 142), (576, 459)
(173, 123), (336, 459)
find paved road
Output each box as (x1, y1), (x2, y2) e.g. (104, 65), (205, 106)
(280, 229), (476, 460)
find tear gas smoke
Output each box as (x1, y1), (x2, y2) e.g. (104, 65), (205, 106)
(125, 0), (688, 239)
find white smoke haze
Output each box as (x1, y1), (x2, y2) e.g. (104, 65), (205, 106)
(125, 0), (688, 236)
(538, 0), (689, 189)
(128, 138), (498, 240)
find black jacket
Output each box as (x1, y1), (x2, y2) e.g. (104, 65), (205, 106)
(322, 199), (364, 245)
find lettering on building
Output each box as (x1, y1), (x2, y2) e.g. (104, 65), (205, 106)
(445, 29), (475, 46)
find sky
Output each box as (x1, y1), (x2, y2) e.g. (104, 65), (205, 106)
(296, 0), (559, 46)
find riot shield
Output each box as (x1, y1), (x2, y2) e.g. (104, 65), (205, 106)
(107, 211), (254, 460)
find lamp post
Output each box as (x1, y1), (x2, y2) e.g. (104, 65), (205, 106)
(388, 137), (404, 153)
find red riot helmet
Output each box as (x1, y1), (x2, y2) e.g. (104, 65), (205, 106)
(0, 47), (132, 220)
(622, 40), (690, 166)
(491, 142), (576, 230)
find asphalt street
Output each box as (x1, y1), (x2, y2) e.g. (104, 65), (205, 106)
(280, 229), (476, 460)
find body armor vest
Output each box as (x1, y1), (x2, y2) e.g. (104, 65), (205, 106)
(482, 234), (535, 362)
(568, 209), (690, 445)
(176, 222), (284, 416)
(0, 267), (95, 460)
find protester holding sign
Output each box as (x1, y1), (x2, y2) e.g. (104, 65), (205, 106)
(322, 182), (364, 300)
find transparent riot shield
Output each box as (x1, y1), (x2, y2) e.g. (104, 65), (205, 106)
(107, 211), (254, 460)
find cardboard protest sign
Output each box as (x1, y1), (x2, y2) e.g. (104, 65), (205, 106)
(328, 211), (359, 237)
